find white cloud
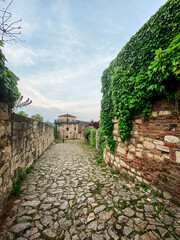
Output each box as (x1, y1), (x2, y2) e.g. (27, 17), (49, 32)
(3, 44), (36, 67)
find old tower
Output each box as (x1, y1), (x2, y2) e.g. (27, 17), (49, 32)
(56, 114), (78, 139)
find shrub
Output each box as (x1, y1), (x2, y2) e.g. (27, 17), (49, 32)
(83, 126), (95, 142)
(89, 127), (96, 147)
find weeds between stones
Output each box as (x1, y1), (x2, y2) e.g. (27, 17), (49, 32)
(12, 165), (34, 196)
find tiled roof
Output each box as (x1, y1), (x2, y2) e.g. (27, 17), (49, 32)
(58, 114), (76, 118)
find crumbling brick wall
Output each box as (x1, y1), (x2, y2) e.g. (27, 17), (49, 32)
(104, 100), (180, 201)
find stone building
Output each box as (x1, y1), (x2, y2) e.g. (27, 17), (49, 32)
(55, 114), (79, 139)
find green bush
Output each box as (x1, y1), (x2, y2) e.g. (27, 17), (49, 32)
(83, 126), (95, 142)
(100, 0), (180, 149)
(89, 127), (96, 147)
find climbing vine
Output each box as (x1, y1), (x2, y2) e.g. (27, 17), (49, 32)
(100, 0), (180, 151)
(0, 41), (20, 105)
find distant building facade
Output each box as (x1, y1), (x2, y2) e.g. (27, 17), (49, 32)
(55, 114), (78, 139)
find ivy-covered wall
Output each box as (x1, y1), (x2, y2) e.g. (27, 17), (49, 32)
(100, 0), (180, 151)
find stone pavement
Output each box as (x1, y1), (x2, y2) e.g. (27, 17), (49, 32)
(0, 141), (180, 240)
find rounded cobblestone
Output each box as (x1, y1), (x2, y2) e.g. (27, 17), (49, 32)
(0, 141), (179, 239)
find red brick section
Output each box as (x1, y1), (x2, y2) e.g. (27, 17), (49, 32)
(104, 100), (180, 201)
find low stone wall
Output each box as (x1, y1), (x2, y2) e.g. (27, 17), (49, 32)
(0, 107), (54, 214)
(104, 100), (180, 201)
(11, 113), (54, 180)
(0, 102), (12, 214)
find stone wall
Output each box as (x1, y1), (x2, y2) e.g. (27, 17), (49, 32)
(104, 100), (180, 201)
(11, 113), (54, 180)
(0, 107), (54, 214)
(0, 102), (12, 214)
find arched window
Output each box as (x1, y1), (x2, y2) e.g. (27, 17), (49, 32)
(66, 136), (68, 138)
(74, 127), (76, 130)
(66, 127), (69, 131)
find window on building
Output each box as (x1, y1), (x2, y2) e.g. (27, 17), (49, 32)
(74, 127), (76, 130)
(66, 127), (69, 131)
(66, 136), (68, 138)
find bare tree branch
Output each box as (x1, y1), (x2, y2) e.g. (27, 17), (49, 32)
(13, 95), (32, 112)
(0, 0), (24, 43)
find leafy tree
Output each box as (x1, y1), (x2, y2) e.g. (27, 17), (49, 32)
(17, 111), (28, 117)
(45, 121), (54, 126)
(88, 120), (99, 129)
(31, 114), (44, 122)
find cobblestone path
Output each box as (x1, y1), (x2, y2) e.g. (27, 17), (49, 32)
(0, 141), (180, 240)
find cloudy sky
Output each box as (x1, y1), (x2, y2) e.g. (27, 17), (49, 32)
(2, 0), (167, 122)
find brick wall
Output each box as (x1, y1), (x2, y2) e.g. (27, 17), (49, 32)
(104, 100), (180, 201)
(0, 106), (54, 214)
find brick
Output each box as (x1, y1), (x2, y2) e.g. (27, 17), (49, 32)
(164, 142), (177, 147)
(164, 135), (180, 144)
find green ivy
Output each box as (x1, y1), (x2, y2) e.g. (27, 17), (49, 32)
(100, 0), (180, 149)
(0, 41), (20, 104)
(97, 127), (106, 155)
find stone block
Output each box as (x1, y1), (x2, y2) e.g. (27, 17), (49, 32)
(127, 152), (134, 160)
(133, 131), (138, 136)
(159, 111), (171, 116)
(147, 153), (153, 158)
(154, 155), (164, 161)
(156, 145), (170, 153)
(154, 140), (164, 145)
(119, 160), (127, 167)
(137, 144), (143, 148)
(144, 137), (153, 142)
(135, 119), (142, 124)
(151, 111), (158, 117)
(144, 141), (155, 149)
(136, 176), (142, 182)
(131, 168), (136, 173)
(128, 144), (135, 152)
(164, 135), (179, 144)
(117, 146), (126, 155)
(128, 171), (135, 177)
(113, 130), (118, 135)
(175, 151), (180, 163)
(163, 191), (172, 200)
(135, 152), (142, 158)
